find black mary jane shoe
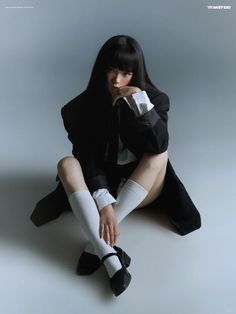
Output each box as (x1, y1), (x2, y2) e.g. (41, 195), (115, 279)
(76, 246), (131, 275)
(76, 251), (101, 275)
(102, 252), (132, 297)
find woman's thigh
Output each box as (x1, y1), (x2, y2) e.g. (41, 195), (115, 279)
(135, 151), (168, 208)
(136, 161), (167, 208)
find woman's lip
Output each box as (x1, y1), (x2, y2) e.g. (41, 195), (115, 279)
(111, 85), (120, 89)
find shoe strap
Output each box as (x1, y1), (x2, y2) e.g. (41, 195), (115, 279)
(101, 252), (118, 263)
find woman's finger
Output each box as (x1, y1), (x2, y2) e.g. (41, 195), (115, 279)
(113, 224), (119, 246)
(112, 95), (121, 106)
(109, 223), (115, 246)
(99, 223), (104, 239)
(105, 224), (110, 245)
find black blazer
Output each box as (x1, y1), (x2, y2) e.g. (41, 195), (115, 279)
(60, 87), (170, 192)
(30, 87), (201, 236)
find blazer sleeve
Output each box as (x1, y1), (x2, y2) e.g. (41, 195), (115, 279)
(61, 105), (109, 194)
(131, 91), (170, 154)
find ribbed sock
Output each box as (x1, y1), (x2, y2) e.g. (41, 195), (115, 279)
(114, 179), (148, 222)
(84, 179), (148, 254)
(69, 190), (122, 278)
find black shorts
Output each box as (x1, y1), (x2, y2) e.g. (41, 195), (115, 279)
(103, 160), (164, 209)
(103, 160), (140, 198)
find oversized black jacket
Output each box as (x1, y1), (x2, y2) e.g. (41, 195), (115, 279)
(31, 87), (201, 236)
(61, 87), (170, 193)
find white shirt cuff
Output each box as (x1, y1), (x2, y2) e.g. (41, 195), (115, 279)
(92, 188), (117, 211)
(123, 90), (154, 116)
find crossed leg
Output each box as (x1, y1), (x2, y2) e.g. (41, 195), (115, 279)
(57, 150), (168, 206)
(57, 151), (168, 257)
(57, 157), (126, 281)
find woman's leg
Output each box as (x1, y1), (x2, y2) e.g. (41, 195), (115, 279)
(113, 150), (168, 222)
(57, 156), (87, 197)
(131, 150), (168, 209)
(57, 156), (123, 278)
(84, 151), (168, 254)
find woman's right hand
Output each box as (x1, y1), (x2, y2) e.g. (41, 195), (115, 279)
(99, 204), (120, 247)
(111, 86), (141, 106)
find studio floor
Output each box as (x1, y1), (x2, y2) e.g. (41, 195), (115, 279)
(1, 0), (235, 313)
(0, 162), (235, 314)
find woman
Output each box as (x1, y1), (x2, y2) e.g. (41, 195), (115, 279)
(31, 35), (201, 297)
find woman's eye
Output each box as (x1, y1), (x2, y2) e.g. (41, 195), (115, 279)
(106, 67), (114, 72)
(123, 72), (132, 76)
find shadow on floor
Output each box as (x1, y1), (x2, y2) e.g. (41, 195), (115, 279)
(0, 172), (176, 276)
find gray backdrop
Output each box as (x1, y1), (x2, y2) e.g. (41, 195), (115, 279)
(0, 1), (235, 313)
(1, 0), (235, 176)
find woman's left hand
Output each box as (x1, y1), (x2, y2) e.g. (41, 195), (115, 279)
(99, 204), (120, 247)
(111, 86), (141, 106)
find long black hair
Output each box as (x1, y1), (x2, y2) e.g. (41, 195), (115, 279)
(86, 35), (158, 97)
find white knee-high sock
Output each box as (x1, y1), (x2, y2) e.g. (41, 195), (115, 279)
(85, 179), (148, 254)
(69, 189), (122, 278)
(115, 179), (148, 223)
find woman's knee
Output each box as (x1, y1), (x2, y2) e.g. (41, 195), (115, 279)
(57, 156), (86, 190)
(57, 156), (82, 178)
(57, 156), (77, 170)
(142, 150), (168, 169)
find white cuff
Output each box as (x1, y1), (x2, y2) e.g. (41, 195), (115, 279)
(92, 188), (117, 211)
(123, 90), (154, 117)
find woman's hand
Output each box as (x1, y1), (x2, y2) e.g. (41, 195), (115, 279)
(99, 204), (120, 247)
(111, 86), (141, 106)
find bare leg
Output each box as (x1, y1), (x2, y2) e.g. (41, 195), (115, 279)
(57, 151), (168, 206)
(129, 150), (168, 209)
(82, 151), (168, 256)
(57, 156), (126, 282)
(57, 156), (87, 196)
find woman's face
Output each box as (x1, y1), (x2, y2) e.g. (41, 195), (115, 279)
(106, 66), (133, 94)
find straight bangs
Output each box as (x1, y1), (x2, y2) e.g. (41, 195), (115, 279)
(86, 35), (158, 95)
(105, 47), (138, 74)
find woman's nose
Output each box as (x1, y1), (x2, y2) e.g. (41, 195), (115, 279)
(112, 73), (121, 86)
